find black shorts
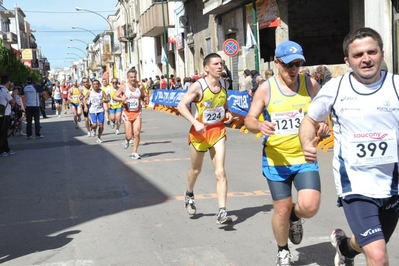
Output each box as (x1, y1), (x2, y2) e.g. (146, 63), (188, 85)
(266, 171), (321, 200)
(339, 195), (399, 247)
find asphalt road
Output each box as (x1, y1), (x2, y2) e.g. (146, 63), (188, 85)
(1, 106), (398, 266)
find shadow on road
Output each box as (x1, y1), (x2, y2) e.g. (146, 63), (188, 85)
(0, 119), (168, 264)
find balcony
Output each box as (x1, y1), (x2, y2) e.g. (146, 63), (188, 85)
(118, 23), (136, 42)
(140, 2), (172, 37)
(3, 32), (18, 44)
(203, 0), (249, 15)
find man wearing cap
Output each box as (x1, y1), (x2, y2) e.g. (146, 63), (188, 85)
(245, 41), (329, 265)
(23, 77), (44, 139)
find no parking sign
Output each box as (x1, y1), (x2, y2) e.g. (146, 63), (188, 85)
(223, 39), (240, 57)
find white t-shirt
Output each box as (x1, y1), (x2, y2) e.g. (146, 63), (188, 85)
(0, 86), (12, 115)
(308, 71), (399, 198)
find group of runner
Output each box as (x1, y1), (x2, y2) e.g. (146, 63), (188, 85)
(54, 68), (147, 159)
(178, 27), (399, 266)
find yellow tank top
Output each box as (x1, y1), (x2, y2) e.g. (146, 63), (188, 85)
(191, 78), (227, 125)
(102, 85), (110, 93)
(264, 74), (311, 166)
(83, 87), (91, 105)
(109, 88), (122, 109)
(71, 87), (81, 104)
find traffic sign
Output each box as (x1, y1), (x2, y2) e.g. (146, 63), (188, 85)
(223, 39), (240, 57)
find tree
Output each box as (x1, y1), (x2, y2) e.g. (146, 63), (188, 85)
(0, 39), (41, 84)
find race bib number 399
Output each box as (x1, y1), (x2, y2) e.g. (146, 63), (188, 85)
(271, 110), (304, 135)
(348, 130), (398, 166)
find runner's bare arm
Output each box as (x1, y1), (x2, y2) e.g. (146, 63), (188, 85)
(177, 82), (202, 127)
(245, 82), (275, 135)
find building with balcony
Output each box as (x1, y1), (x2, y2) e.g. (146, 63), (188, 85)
(0, 7), (17, 49)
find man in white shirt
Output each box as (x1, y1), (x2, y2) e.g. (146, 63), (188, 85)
(23, 77), (44, 139)
(0, 75), (16, 156)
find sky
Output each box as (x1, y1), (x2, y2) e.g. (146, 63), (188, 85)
(4, 0), (117, 69)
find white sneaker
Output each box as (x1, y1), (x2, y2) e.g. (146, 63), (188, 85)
(331, 229), (355, 266)
(111, 122), (115, 129)
(276, 250), (293, 266)
(115, 129), (120, 135)
(123, 139), (129, 149)
(131, 153), (141, 160)
(91, 130), (96, 137)
(215, 209), (233, 225)
(56, 111), (58, 115)
(184, 193), (197, 215)
(96, 138), (102, 144)
(129, 139), (133, 144)
(87, 131), (91, 137)
(58, 115), (61, 118)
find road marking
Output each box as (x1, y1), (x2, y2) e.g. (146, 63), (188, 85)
(172, 190), (271, 201)
(124, 157), (191, 164)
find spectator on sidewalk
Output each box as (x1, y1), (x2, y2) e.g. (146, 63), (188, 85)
(314, 65), (332, 87)
(23, 77), (44, 139)
(242, 69), (252, 93)
(0, 75), (16, 156)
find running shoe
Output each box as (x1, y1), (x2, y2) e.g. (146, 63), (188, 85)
(8, 150), (16, 155)
(123, 139), (129, 149)
(96, 138), (102, 144)
(64, 110), (67, 114)
(129, 139), (133, 144)
(330, 229), (355, 266)
(0, 151), (9, 157)
(91, 130), (96, 137)
(111, 121), (115, 129)
(115, 129), (120, 135)
(276, 250), (293, 266)
(75, 123), (79, 129)
(78, 116), (81, 122)
(215, 209), (232, 225)
(56, 111), (58, 116)
(36, 135), (44, 139)
(107, 119), (110, 125)
(289, 219), (304, 245)
(131, 153), (141, 160)
(184, 193), (197, 215)
(87, 131), (91, 137)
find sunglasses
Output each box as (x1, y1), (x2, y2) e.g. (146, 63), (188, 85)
(278, 60), (303, 68)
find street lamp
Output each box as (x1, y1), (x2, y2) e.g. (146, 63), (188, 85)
(76, 7), (115, 75)
(68, 46), (87, 56)
(72, 26), (102, 68)
(67, 52), (84, 60)
(71, 26), (97, 37)
(70, 38), (89, 46)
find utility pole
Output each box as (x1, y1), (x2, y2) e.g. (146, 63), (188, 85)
(14, 4), (21, 60)
(161, 0), (169, 87)
(252, 0), (259, 72)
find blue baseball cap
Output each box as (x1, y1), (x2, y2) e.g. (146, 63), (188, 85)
(275, 41), (305, 63)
